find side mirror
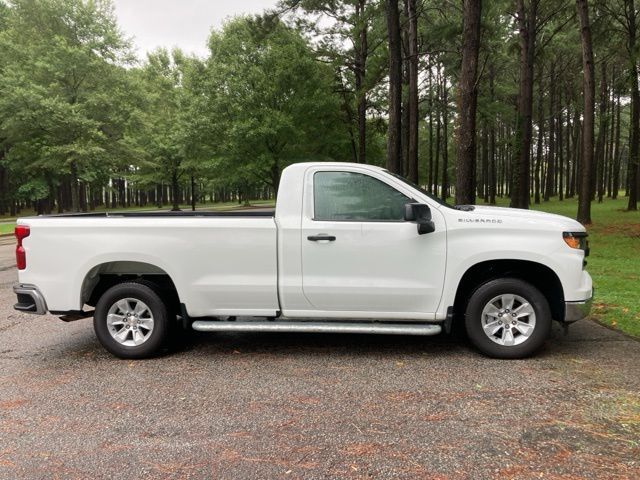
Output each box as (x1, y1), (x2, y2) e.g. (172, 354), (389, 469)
(404, 202), (435, 235)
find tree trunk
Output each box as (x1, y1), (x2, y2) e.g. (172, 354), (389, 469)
(434, 72), (441, 197)
(511, 0), (537, 209)
(337, 74), (358, 163)
(627, 69), (639, 210)
(570, 109), (580, 198)
(576, 0), (595, 224)
(481, 122), (489, 202)
(564, 89), (572, 199)
(385, 0), (403, 174)
(557, 89), (564, 201)
(355, 0), (369, 164)
(613, 92), (622, 199)
(0, 162), (7, 216)
(428, 69), (434, 193)
(70, 161), (80, 212)
(79, 181), (87, 212)
(406, 0), (419, 183)
(191, 174), (196, 211)
(544, 63), (556, 201)
(489, 66), (497, 204)
(442, 85), (450, 201)
(605, 76), (616, 198)
(89, 184), (96, 210)
(271, 157), (281, 197)
(627, 0), (639, 210)
(402, 20), (410, 176)
(455, 0), (482, 205)
(171, 170), (180, 211)
(119, 179), (126, 208)
(595, 61), (608, 203)
(56, 186), (63, 213)
(534, 69), (544, 205)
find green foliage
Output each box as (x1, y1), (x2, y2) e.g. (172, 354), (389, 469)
(0, 2), (353, 211)
(199, 15), (350, 191)
(0, 0), (638, 222)
(282, 0), (389, 165)
(0, 0), (135, 208)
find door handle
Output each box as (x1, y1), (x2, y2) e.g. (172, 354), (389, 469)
(307, 234), (336, 242)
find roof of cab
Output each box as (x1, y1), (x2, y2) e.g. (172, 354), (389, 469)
(283, 161), (385, 172)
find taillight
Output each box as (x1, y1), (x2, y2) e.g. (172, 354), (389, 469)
(15, 225), (30, 270)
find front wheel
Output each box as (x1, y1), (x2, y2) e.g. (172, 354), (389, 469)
(94, 282), (170, 359)
(465, 278), (552, 359)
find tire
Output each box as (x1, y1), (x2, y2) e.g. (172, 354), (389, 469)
(94, 281), (170, 359)
(464, 278), (552, 359)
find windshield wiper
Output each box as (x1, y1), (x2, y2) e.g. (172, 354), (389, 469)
(454, 205), (476, 211)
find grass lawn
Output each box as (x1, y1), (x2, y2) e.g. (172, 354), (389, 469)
(485, 195), (640, 338)
(0, 223), (14, 235)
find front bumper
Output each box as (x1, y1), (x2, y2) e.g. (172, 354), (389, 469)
(13, 284), (48, 315)
(564, 295), (592, 323)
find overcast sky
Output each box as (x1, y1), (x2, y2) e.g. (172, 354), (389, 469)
(112, 0), (279, 58)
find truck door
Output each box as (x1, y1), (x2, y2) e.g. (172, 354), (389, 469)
(300, 167), (446, 318)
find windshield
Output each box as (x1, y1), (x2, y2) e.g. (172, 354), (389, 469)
(387, 171), (455, 209)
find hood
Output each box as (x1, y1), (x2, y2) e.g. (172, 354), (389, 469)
(459, 205), (586, 232)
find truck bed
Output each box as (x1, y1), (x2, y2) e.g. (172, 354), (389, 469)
(17, 212), (279, 317)
(26, 210), (276, 218)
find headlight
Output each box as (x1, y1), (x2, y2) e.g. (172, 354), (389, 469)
(563, 232), (589, 256)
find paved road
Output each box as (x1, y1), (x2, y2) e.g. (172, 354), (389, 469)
(1, 240), (639, 479)
(0, 236), (15, 271)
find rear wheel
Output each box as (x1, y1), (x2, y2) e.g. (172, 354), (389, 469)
(94, 282), (170, 359)
(465, 278), (551, 359)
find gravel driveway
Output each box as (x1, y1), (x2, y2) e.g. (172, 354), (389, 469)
(0, 237), (638, 479)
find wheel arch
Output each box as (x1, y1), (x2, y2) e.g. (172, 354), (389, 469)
(452, 259), (565, 323)
(80, 261), (181, 312)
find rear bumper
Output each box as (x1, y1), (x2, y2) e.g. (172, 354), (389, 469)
(564, 295), (592, 323)
(13, 284), (48, 315)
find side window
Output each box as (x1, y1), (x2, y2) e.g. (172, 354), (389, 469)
(313, 171), (411, 221)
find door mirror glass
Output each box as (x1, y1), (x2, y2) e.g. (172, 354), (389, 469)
(404, 203), (435, 235)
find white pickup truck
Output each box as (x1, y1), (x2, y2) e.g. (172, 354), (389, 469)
(13, 162), (592, 359)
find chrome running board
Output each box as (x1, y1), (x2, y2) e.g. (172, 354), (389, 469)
(191, 320), (442, 336)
